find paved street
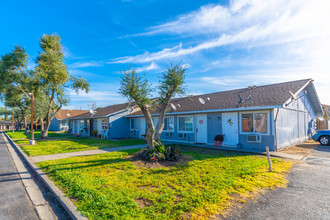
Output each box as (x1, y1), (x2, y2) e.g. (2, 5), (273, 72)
(0, 135), (38, 220)
(223, 145), (330, 220)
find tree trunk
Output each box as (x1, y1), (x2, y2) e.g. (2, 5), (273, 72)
(24, 116), (28, 134)
(154, 113), (165, 142)
(154, 90), (175, 142)
(39, 116), (50, 139)
(141, 107), (155, 149)
(40, 118), (44, 131)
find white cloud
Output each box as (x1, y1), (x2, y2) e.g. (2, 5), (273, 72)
(135, 62), (160, 72)
(69, 61), (103, 68)
(68, 86), (127, 109)
(112, 0), (330, 64)
(109, 0), (330, 105)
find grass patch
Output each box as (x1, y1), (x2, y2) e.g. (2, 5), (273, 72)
(20, 137), (144, 156)
(5, 130), (67, 139)
(37, 149), (293, 219)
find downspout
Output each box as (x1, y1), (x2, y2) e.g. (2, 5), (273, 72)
(274, 108), (280, 151)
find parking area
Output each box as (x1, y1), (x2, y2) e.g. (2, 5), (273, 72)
(222, 144), (330, 219)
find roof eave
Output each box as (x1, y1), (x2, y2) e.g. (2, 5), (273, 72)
(68, 108), (132, 120)
(125, 105), (282, 117)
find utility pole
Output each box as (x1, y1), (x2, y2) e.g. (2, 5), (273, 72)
(29, 93), (35, 145)
(12, 111), (14, 133)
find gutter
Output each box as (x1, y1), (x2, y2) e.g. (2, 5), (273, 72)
(125, 105), (282, 118)
(274, 108), (280, 151)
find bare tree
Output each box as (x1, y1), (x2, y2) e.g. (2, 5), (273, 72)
(119, 63), (186, 150)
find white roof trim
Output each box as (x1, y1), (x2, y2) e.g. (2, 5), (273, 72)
(283, 79), (312, 107)
(126, 105), (282, 118)
(68, 108), (131, 120)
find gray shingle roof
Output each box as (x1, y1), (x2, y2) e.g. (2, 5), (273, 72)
(129, 79), (311, 116)
(67, 103), (134, 119)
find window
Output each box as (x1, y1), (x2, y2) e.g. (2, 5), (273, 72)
(178, 116), (193, 132)
(80, 120), (85, 130)
(255, 113), (267, 133)
(241, 112), (268, 134)
(61, 120), (68, 127)
(102, 118), (108, 130)
(163, 117), (174, 131)
(242, 113), (253, 132)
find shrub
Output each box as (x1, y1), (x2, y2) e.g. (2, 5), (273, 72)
(154, 141), (165, 153)
(164, 145), (181, 161)
(92, 130), (98, 137)
(142, 143), (180, 162)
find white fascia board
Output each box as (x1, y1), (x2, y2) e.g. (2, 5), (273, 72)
(283, 79), (312, 107)
(68, 108), (131, 120)
(125, 105), (282, 118)
(68, 116), (107, 120)
(310, 82), (324, 116)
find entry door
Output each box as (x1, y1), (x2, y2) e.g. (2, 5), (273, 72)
(222, 112), (239, 147)
(140, 118), (146, 135)
(196, 114), (208, 143)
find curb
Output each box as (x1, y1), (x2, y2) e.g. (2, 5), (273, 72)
(4, 133), (88, 220)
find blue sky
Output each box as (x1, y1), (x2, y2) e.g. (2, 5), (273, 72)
(1, 0), (330, 109)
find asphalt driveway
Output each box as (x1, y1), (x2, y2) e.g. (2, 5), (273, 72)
(223, 145), (330, 220)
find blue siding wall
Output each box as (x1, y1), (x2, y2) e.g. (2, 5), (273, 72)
(130, 111), (275, 151)
(109, 112), (130, 139)
(49, 118), (60, 131)
(276, 88), (317, 149)
(238, 110), (275, 151)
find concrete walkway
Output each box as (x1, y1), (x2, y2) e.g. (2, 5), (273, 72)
(31, 144), (147, 163)
(222, 144), (330, 219)
(0, 135), (39, 220)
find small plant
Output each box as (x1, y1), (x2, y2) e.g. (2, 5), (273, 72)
(92, 130), (98, 137)
(154, 141), (165, 153)
(142, 143), (180, 162)
(164, 145), (181, 161)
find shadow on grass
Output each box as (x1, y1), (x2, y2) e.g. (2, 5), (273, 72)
(40, 147), (257, 175)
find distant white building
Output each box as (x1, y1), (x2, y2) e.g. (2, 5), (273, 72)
(0, 121), (12, 131)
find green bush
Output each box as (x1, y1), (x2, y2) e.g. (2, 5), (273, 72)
(92, 130), (98, 137)
(142, 143), (180, 162)
(154, 141), (165, 153)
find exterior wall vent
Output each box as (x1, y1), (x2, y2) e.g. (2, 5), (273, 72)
(165, 132), (173, 138)
(178, 133), (187, 139)
(247, 134), (262, 143)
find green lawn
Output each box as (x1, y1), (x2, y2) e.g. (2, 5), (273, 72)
(19, 137), (144, 156)
(37, 148), (293, 219)
(5, 130), (68, 139)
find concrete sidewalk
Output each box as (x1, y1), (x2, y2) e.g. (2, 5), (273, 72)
(31, 144), (147, 163)
(0, 135), (39, 220)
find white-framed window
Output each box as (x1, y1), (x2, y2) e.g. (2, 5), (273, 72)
(163, 117), (174, 132)
(60, 120), (69, 127)
(178, 115), (193, 133)
(80, 120), (85, 130)
(240, 111), (269, 134)
(102, 118), (108, 130)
